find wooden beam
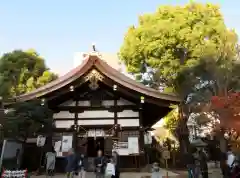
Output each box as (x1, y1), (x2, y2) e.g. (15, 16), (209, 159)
(53, 125), (140, 131)
(53, 105), (138, 112)
(53, 117), (139, 121)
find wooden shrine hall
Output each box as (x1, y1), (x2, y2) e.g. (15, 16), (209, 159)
(12, 50), (180, 171)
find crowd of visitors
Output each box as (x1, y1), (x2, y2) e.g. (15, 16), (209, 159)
(45, 147), (120, 178)
(185, 145), (240, 178)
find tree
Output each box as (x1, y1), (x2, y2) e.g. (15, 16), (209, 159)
(163, 107), (179, 136)
(0, 50), (58, 98)
(211, 93), (240, 131)
(4, 99), (53, 141)
(119, 2), (238, 153)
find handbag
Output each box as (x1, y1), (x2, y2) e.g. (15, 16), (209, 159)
(105, 163), (115, 176)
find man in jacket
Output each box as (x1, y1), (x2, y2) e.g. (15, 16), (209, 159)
(76, 153), (88, 178)
(94, 150), (106, 178)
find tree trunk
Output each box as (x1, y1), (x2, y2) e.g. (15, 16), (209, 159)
(218, 129), (227, 153)
(177, 104), (190, 154)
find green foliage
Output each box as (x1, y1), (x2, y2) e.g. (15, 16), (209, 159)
(119, 2), (239, 152)
(0, 50), (58, 98)
(119, 2), (238, 91)
(4, 100), (53, 140)
(163, 107), (179, 135)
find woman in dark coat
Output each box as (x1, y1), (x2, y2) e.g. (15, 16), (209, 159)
(112, 151), (120, 178)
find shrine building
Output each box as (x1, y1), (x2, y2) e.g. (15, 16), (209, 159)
(12, 50), (180, 171)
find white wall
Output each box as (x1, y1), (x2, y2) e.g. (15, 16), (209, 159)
(77, 120), (114, 125)
(118, 119), (139, 127)
(59, 98), (135, 107)
(117, 110), (139, 117)
(55, 120), (74, 128)
(78, 110), (114, 118)
(53, 111), (74, 119)
(54, 119), (139, 128)
(53, 110), (139, 119)
(53, 98), (139, 128)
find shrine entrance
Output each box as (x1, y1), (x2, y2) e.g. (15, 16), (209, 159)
(86, 137), (105, 157)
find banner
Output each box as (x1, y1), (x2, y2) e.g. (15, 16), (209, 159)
(128, 137), (139, 154)
(61, 135), (73, 152)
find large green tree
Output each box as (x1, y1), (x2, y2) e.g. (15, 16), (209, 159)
(0, 50), (57, 144)
(0, 49), (58, 98)
(119, 2), (238, 152)
(4, 99), (53, 141)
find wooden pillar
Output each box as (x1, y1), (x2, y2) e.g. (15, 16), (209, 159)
(44, 102), (53, 152)
(139, 102), (145, 168)
(114, 99), (117, 125)
(73, 100), (79, 150)
(113, 85), (118, 139)
(139, 103), (144, 152)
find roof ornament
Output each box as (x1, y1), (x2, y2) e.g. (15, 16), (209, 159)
(84, 69), (104, 90)
(89, 43), (103, 59)
(92, 43), (96, 51)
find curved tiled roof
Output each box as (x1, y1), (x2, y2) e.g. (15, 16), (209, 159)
(15, 52), (180, 103)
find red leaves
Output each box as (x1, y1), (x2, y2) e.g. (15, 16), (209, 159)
(211, 92), (240, 132)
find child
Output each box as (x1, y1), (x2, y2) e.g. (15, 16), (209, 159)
(152, 162), (161, 178)
(105, 158), (115, 178)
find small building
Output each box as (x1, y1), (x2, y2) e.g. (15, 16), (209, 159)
(13, 51), (179, 171)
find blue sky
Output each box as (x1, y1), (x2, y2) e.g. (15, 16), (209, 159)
(0, 0), (239, 75)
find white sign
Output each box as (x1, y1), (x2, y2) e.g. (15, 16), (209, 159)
(54, 141), (62, 153)
(36, 135), (46, 147)
(61, 135), (73, 152)
(128, 137), (139, 154)
(162, 150), (170, 160)
(87, 129), (105, 137)
(144, 132), (152, 145)
(113, 141), (129, 155)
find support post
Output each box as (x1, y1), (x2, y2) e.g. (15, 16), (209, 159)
(73, 100), (79, 150)
(113, 85), (118, 139)
(139, 102), (145, 168)
(139, 103), (144, 152)
(113, 98), (118, 138)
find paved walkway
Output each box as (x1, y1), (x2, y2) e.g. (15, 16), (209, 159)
(30, 168), (222, 178)
(31, 169), (179, 178)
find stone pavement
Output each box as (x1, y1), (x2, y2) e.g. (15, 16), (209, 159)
(30, 168), (222, 178)
(30, 169), (179, 178)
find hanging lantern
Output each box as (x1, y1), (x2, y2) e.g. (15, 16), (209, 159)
(70, 85), (74, 92)
(41, 98), (45, 106)
(140, 96), (145, 103)
(113, 84), (117, 91)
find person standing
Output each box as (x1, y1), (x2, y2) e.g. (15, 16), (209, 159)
(193, 149), (201, 178)
(94, 150), (105, 178)
(151, 162), (161, 178)
(199, 149), (208, 178)
(226, 149), (235, 177)
(76, 154), (88, 178)
(112, 151), (120, 178)
(185, 150), (195, 178)
(45, 147), (56, 178)
(66, 148), (77, 178)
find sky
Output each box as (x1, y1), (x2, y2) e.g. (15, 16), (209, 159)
(1, 0), (240, 75)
